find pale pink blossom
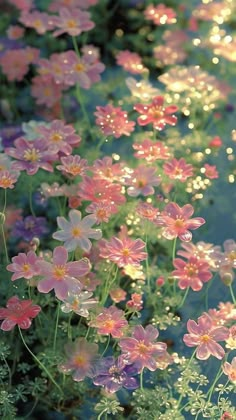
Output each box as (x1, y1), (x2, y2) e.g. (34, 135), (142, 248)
(183, 312), (229, 360)
(133, 139), (170, 162)
(124, 165), (161, 197)
(31, 75), (63, 108)
(20, 10), (55, 34)
(172, 256), (212, 291)
(144, 3), (176, 25)
(79, 176), (126, 207)
(52, 209), (102, 252)
(126, 293), (143, 312)
(110, 288), (127, 303)
(37, 120), (81, 155)
(134, 96), (177, 131)
(0, 170), (20, 189)
(57, 155), (88, 176)
(90, 306), (128, 338)
(163, 158), (193, 182)
(37, 246), (91, 300)
(119, 325), (167, 372)
(155, 202), (205, 242)
(223, 358), (236, 383)
(136, 202), (159, 221)
(7, 25), (25, 39)
(99, 236), (147, 268)
(7, 251), (41, 281)
(95, 104), (135, 138)
(116, 50), (147, 74)
(203, 164), (219, 179)
(52, 7), (94, 37)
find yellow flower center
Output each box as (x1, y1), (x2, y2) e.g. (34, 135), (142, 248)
(75, 63), (85, 72)
(74, 355), (86, 367)
(200, 334), (210, 343)
(122, 248), (130, 257)
(0, 176), (12, 188)
(174, 218), (184, 228)
(22, 264), (30, 273)
(71, 227), (81, 237)
(67, 19), (77, 29)
(50, 132), (63, 142)
(137, 342), (149, 355)
(23, 148), (39, 162)
(53, 265), (67, 280)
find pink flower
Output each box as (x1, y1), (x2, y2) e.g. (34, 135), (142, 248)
(144, 3), (176, 25)
(126, 293), (143, 311)
(99, 236), (147, 268)
(124, 165), (161, 197)
(155, 202), (205, 242)
(119, 325), (167, 372)
(8, 0), (33, 12)
(31, 75), (62, 108)
(183, 313), (229, 360)
(59, 337), (99, 381)
(110, 288), (127, 303)
(223, 357), (236, 384)
(5, 137), (57, 175)
(134, 96), (178, 131)
(37, 246), (91, 300)
(172, 256), (212, 291)
(52, 7), (94, 37)
(7, 251), (41, 281)
(95, 104), (135, 138)
(37, 120), (81, 155)
(91, 156), (124, 182)
(20, 10), (55, 34)
(79, 176), (126, 207)
(164, 158), (193, 182)
(89, 306), (128, 338)
(177, 241), (221, 271)
(86, 201), (114, 224)
(203, 164), (219, 179)
(116, 50), (147, 74)
(57, 155), (88, 176)
(7, 25), (25, 39)
(0, 170), (20, 189)
(61, 290), (97, 318)
(133, 139), (170, 162)
(52, 210), (102, 252)
(0, 48), (38, 82)
(136, 202), (159, 221)
(208, 136), (223, 148)
(0, 296), (41, 331)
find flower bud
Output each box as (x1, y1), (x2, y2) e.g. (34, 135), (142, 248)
(221, 272), (233, 286)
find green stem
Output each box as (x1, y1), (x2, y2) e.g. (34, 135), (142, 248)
(97, 410), (107, 420)
(29, 179), (36, 217)
(207, 368), (224, 402)
(229, 284), (236, 304)
(53, 301), (61, 352)
(177, 349), (197, 409)
(18, 327), (63, 395)
(172, 237), (177, 261)
(72, 36), (80, 57)
(177, 287), (189, 309)
(140, 368), (144, 390)
(101, 334), (111, 356)
(145, 228), (151, 293)
(1, 224), (9, 264)
(2, 189), (7, 214)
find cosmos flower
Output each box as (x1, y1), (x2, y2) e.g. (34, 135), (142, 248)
(0, 296), (41, 331)
(89, 306), (128, 338)
(172, 256), (212, 291)
(119, 325), (167, 372)
(183, 312), (229, 360)
(52, 210), (102, 252)
(59, 337), (99, 382)
(61, 290), (97, 318)
(37, 246), (91, 300)
(155, 202), (205, 242)
(95, 104), (135, 138)
(7, 251), (41, 281)
(52, 7), (94, 37)
(93, 356), (139, 393)
(163, 158), (193, 182)
(124, 165), (161, 197)
(99, 236), (147, 268)
(134, 96), (177, 131)
(133, 139), (170, 162)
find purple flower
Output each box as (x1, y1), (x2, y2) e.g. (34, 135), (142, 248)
(12, 216), (48, 242)
(93, 356), (139, 393)
(5, 137), (57, 175)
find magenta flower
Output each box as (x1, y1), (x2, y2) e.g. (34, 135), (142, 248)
(52, 210), (102, 252)
(0, 296), (41, 331)
(124, 165), (161, 197)
(119, 325), (167, 372)
(37, 246), (91, 300)
(95, 104), (135, 138)
(134, 96), (177, 131)
(59, 337), (99, 382)
(5, 137), (57, 175)
(155, 202), (205, 242)
(89, 306), (128, 338)
(163, 158), (193, 182)
(183, 313), (229, 360)
(52, 7), (94, 37)
(223, 357), (236, 383)
(99, 236), (147, 268)
(172, 256), (212, 291)
(7, 251), (41, 281)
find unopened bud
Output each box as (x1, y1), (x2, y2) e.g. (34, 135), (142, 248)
(0, 212), (5, 225)
(221, 272), (233, 286)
